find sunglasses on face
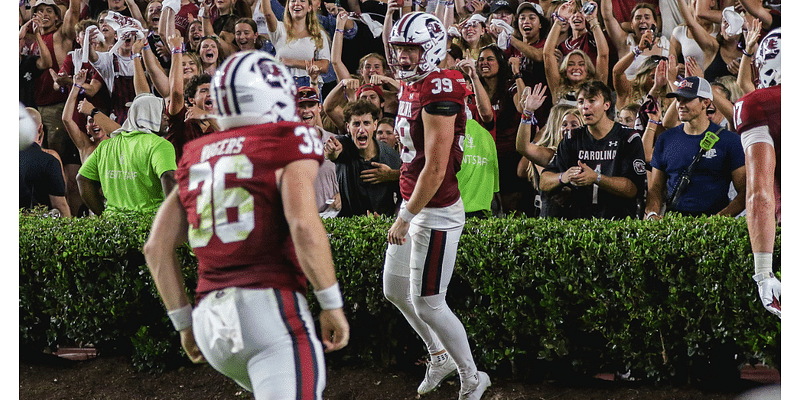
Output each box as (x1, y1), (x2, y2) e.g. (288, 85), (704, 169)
(649, 55), (668, 63)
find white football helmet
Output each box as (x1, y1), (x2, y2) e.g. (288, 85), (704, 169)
(388, 12), (447, 82)
(211, 50), (298, 130)
(754, 27), (780, 88)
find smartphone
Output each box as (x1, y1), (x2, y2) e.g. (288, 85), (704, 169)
(581, 2), (595, 15)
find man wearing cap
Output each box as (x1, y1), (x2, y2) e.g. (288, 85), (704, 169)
(643, 76), (745, 219)
(323, 100), (401, 217)
(297, 86), (342, 216)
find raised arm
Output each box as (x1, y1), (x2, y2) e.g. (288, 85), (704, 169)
(330, 11), (351, 83)
(261, 0), (280, 33)
(62, 69), (92, 152)
(737, 18), (761, 94)
(59, 0), (81, 43)
(167, 33), (186, 116)
(33, 22), (53, 71)
(457, 58), (493, 124)
(515, 84), (554, 167)
(675, 0), (717, 54)
(132, 39), (151, 95)
(738, 0), (773, 30)
(585, 2), (608, 82)
(600, 0), (627, 58)
(543, 14), (565, 95)
(125, 0), (147, 28)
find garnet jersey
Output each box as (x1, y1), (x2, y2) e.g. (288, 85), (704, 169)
(395, 69), (467, 208)
(734, 84), (781, 219)
(176, 121), (324, 301)
(734, 85), (781, 173)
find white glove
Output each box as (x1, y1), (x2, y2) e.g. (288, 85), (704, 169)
(753, 272), (781, 319)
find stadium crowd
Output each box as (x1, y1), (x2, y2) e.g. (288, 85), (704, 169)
(19, 0), (781, 398)
(18, 0), (780, 221)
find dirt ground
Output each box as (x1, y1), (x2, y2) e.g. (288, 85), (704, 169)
(18, 352), (780, 400)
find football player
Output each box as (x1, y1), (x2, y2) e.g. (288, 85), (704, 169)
(143, 50), (349, 399)
(734, 27), (781, 318)
(382, 9), (491, 400)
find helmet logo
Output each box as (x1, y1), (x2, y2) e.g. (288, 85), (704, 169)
(756, 34), (780, 68)
(426, 19), (445, 42)
(256, 60), (287, 88)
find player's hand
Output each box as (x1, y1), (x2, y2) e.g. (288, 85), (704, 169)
(754, 274), (781, 319)
(387, 217), (410, 245)
(360, 162), (397, 184)
(179, 328), (207, 363)
(319, 308), (350, 352)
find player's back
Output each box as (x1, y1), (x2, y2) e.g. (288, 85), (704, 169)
(176, 121), (324, 301)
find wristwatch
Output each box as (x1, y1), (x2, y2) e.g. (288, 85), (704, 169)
(90, 108), (101, 118)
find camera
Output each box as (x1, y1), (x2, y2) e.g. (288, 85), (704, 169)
(581, 2), (596, 15)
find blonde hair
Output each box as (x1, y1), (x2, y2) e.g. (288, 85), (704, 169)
(630, 56), (660, 103)
(557, 50), (597, 98)
(535, 104), (583, 149)
(284, 2), (328, 50)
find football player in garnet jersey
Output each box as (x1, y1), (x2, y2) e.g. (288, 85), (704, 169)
(734, 27), (781, 318)
(383, 9), (491, 400)
(143, 51), (349, 399)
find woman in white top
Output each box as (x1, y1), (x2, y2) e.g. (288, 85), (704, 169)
(262, 0), (331, 87)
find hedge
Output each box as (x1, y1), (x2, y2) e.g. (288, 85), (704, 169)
(19, 208), (780, 384)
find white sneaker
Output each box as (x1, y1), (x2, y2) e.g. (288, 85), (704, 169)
(458, 371), (491, 400)
(417, 353), (458, 394)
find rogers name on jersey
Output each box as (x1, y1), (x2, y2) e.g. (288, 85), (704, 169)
(201, 137), (246, 163)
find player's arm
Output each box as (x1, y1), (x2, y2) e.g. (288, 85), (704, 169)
(143, 188), (206, 362)
(279, 159), (350, 352)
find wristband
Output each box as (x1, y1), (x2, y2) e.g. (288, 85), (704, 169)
(741, 49), (754, 57)
(558, 172), (565, 185)
(551, 12), (566, 23)
(167, 304), (193, 331)
(335, 28), (345, 34)
(398, 207), (416, 223)
(133, 53), (143, 59)
(314, 282), (344, 310)
(752, 272), (775, 283)
(171, 43), (185, 54)
(648, 119), (661, 125)
(632, 46), (642, 58)
(143, 43), (150, 51)
(595, 173), (602, 184)
(645, 211), (658, 220)
(513, 72), (523, 80)
(72, 83), (85, 95)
